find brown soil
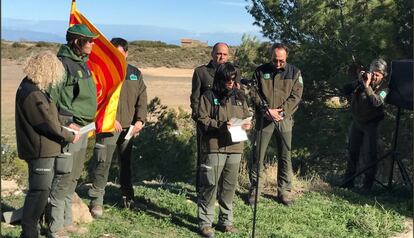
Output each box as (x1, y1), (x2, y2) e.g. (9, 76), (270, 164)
(1, 59), (193, 138)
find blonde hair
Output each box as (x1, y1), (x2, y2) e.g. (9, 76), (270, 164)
(23, 51), (65, 90)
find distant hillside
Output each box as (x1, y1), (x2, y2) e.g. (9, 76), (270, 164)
(2, 18), (263, 46)
(1, 40), (238, 69)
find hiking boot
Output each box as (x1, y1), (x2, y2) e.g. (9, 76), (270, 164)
(277, 195), (292, 206)
(47, 229), (69, 238)
(64, 224), (88, 235)
(217, 224), (239, 233)
(90, 205), (103, 218)
(199, 226), (215, 237)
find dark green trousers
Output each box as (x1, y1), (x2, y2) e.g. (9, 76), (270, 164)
(343, 120), (379, 188)
(249, 118), (293, 197)
(21, 158), (55, 238)
(197, 153), (241, 228)
(48, 134), (88, 233)
(88, 130), (134, 206)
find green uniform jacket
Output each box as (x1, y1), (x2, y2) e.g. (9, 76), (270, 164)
(116, 64), (148, 127)
(198, 90), (250, 153)
(251, 62), (303, 126)
(15, 78), (75, 160)
(48, 44), (97, 126)
(343, 79), (389, 123)
(190, 60), (241, 120)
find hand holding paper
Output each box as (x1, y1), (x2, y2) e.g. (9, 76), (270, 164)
(228, 117), (252, 142)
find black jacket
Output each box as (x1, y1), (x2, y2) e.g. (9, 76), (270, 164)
(116, 64), (148, 128)
(15, 78), (74, 160)
(343, 79), (389, 123)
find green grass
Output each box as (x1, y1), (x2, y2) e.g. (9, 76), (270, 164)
(1, 181), (409, 238)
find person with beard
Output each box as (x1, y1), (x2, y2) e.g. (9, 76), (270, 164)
(196, 62), (251, 237)
(248, 43), (303, 206)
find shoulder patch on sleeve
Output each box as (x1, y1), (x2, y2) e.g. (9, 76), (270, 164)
(379, 90), (387, 99)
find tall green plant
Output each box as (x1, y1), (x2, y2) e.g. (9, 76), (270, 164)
(129, 97), (197, 182)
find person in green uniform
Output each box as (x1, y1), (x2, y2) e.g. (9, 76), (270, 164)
(197, 62), (251, 237)
(88, 37), (147, 217)
(341, 58), (389, 189)
(248, 43), (304, 206)
(47, 24), (98, 238)
(16, 51), (79, 238)
(190, 42), (241, 193)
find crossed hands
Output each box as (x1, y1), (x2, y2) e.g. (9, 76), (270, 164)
(265, 108), (284, 122)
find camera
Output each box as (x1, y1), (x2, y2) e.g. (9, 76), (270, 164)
(361, 71), (372, 81)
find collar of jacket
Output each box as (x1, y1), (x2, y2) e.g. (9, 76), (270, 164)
(57, 44), (89, 63)
(269, 62), (287, 73)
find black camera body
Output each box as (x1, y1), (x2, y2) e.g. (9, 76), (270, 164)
(361, 71), (372, 81)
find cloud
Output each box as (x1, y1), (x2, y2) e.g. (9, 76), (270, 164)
(214, 0), (248, 7)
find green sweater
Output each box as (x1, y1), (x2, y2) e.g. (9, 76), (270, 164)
(48, 44), (97, 126)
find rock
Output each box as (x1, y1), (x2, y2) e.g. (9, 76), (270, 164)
(1, 179), (22, 197)
(71, 192), (93, 224)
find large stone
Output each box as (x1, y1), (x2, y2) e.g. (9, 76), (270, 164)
(71, 192), (93, 224)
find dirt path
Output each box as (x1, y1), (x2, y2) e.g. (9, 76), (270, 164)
(1, 59), (193, 138)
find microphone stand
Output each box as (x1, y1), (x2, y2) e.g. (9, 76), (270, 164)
(245, 79), (290, 238)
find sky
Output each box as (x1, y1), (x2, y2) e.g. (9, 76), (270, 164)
(2, 0), (262, 35)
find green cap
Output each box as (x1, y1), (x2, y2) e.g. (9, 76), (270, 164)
(67, 24), (99, 39)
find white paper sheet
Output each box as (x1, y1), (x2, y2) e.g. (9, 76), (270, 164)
(124, 125), (135, 140)
(62, 122), (96, 135)
(228, 126), (248, 142)
(228, 117), (252, 142)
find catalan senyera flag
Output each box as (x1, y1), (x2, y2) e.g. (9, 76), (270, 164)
(69, 0), (126, 133)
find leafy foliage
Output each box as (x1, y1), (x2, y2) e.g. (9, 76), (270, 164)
(239, 0), (413, 183)
(128, 97), (197, 182)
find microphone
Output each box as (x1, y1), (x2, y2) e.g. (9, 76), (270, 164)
(240, 78), (256, 86)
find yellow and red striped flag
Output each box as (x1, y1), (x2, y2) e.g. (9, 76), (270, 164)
(69, 0), (126, 133)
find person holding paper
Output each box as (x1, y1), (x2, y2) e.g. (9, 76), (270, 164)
(88, 37), (147, 217)
(197, 62), (251, 237)
(15, 51), (80, 238)
(190, 42), (241, 193)
(248, 43), (303, 206)
(46, 24), (98, 237)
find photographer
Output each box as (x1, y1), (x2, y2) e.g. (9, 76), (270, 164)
(341, 58), (389, 189)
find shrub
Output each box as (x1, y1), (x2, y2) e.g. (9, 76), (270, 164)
(11, 42), (26, 48)
(128, 97), (197, 182)
(35, 41), (56, 47)
(129, 40), (179, 48)
(1, 142), (28, 186)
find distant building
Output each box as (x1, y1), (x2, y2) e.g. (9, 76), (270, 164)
(180, 38), (208, 48)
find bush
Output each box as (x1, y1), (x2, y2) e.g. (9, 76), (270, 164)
(35, 41), (56, 47)
(105, 97), (197, 184)
(11, 42), (26, 48)
(1, 141), (28, 186)
(129, 40), (179, 48)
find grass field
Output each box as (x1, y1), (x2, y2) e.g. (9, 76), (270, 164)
(1, 41), (412, 238)
(1, 179), (411, 238)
